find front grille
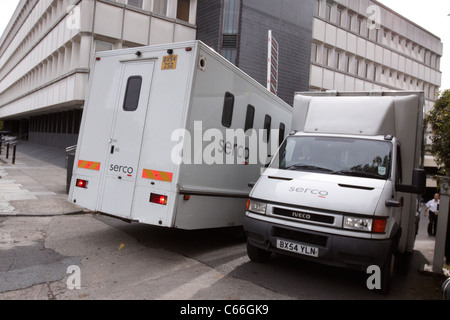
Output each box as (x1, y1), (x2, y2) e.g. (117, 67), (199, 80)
(272, 227), (328, 247)
(272, 207), (334, 224)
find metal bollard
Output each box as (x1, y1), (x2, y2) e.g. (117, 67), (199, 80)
(12, 145), (16, 165)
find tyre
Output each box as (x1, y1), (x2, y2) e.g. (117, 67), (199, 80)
(377, 252), (395, 295)
(247, 241), (271, 263)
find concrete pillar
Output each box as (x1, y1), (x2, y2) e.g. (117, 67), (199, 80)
(433, 177), (450, 273)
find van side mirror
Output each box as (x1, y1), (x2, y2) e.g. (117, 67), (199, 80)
(396, 169), (426, 194)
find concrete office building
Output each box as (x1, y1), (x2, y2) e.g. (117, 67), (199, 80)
(0, 0), (197, 148)
(196, 0), (315, 105)
(310, 0), (442, 111)
(310, 0), (443, 192)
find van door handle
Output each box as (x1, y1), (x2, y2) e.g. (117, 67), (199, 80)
(110, 146), (115, 154)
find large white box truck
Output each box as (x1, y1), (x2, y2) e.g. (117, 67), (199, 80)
(244, 91), (426, 293)
(69, 40), (292, 230)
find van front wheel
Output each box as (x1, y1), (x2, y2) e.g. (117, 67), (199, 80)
(247, 241), (271, 263)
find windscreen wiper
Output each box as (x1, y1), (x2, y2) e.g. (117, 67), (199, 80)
(285, 164), (334, 173)
(332, 170), (385, 180)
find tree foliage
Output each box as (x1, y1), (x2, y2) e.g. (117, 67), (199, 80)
(426, 89), (450, 176)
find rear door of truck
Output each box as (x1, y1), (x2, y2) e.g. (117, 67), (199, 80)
(99, 60), (155, 219)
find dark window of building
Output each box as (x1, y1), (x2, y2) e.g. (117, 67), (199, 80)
(221, 0), (240, 64)
(347, 14), (353, 31)
(337, 9), (342, 26)
(263, 114), (271, 143)
(177, 0), (190, 22)
(222, 92), (235, 128)
(123, 76), (143, 112)
(244, 104), (255, 132)
(127, 0), (143, 8)
(325, 3), (332, 21)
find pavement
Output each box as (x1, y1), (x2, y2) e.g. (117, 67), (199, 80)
(0, 141), (83, 216)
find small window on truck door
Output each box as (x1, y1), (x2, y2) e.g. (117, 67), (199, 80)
(123, 76), (143, 111)
(244, 104), (255, 133)
(222, 92), (235, 128)
(263, 114), (272, 143)
(279, 123), (286, 146)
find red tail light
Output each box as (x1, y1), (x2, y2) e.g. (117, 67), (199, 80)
(76, 179), (88, 189)
(150, 193), (168, 206)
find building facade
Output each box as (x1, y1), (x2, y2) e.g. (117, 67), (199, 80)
(310, 0), (442, 113)
(0, 0), (197, 148)
(196, 0), (315, 105)
(310, 0), (443, 192)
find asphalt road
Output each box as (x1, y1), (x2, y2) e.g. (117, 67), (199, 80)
(0, 213), (445, 301)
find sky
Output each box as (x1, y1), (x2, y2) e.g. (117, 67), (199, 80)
(0, 0), (449, 90)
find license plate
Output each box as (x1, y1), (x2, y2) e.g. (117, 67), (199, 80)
(161, 55), (178, 70)
(276, 239), (319, 258)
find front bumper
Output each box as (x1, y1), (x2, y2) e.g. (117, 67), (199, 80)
(244, 215), (395, 271)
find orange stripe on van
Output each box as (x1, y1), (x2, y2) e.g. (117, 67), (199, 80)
(142, 169), (173, 182)
(78, 160), (101, 171)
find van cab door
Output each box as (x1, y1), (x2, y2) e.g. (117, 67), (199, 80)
(99, 60), (155, 219)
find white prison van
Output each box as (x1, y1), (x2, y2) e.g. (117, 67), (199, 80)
(69, 40), (292, 230)
(244, 91), (426, 293)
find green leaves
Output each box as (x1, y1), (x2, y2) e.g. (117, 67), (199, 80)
(426, 89), (450, 176)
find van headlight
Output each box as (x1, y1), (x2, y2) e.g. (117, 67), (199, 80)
(248, 200), (267, 215)
(343, 216), (373, 232)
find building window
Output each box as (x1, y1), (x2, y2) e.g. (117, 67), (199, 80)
(347, 14), (353, 31)
(153, 0), (168, 15)
(336, 9), (342, 26)
(357, 19), (363, 35)
(222, 49), (237, 64)
(127, 0), (143, 8)
(335, 51), (341, 70)
(177, 0), (190, 22)
(346, 55), (351, 73)
(323, 47), (331, 66)
(95, 40), (113, 52)
(325, 3), (332, 21)
(221, 0), (240, 64)
(311, 43), (318, 63)
(355, 59), (360, 76)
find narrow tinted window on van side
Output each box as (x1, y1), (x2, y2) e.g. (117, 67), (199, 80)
(279, 122), (286, 146)
(263, 114), (272, 143)
(245, 105), (255, 132)
(222, 92), (235, 128)
(123, 76), (143, 111)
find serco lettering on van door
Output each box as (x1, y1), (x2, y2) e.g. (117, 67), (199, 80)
(142, 169), (173, 183)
